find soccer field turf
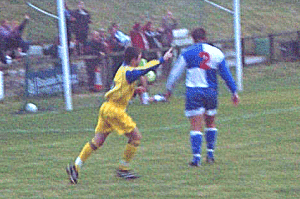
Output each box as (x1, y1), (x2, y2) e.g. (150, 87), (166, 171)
(0, 62), (299, 198)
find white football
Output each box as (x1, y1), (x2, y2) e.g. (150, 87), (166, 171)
(25, 103), (38, 113)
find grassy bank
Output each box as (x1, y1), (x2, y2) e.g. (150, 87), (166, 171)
(1, 0), (300, 43)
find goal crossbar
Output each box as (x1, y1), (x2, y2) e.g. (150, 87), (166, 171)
(203, 0), (234, 15)
(27, 2), (59, 20)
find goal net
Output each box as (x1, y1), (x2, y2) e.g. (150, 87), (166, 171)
(20, 1), (81, 113)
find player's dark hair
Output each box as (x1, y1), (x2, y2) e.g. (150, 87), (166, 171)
(124, 47), (141, 64)
(191, 28), (206, 42)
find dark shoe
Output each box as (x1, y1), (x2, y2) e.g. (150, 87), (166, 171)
(116, 169), (140, 180)
(66, 164), (79, 184)
(189, 161), (200, 167)
(206, 157), (215, 164)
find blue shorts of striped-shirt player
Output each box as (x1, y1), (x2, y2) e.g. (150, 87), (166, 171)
(185, 87), (218, 117)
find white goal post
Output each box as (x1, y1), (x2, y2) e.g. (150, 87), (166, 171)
(203, 0), (243, 91)
(57, 0), (73, 111)
(27, 0), (73, 110)
(233, 0), (243, 91)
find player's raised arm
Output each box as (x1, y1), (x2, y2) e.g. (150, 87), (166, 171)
(126, 48), (173, 84)
(164, 54), (187, 100)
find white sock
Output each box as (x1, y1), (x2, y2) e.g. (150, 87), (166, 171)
(75, 157), (83, 168)
(142, 92), (149, 104)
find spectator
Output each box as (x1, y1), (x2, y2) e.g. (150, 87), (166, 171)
(98, 28), (109, 53)
(0, 38), (7, 64)
(98, 28), (110, 90)
(143, 21), (162, 49)
(0, 15), (30, 63)
(130, 22), (158, 60)
(0, 19), (11, 64)
(43, 36), (77, 81)
(111, 23), (131, 47)
(84, 30), (107, 92)
(43, 36), (62, 70)
(8, 15), (30, 55)
(0, 19), (12, 49)
(72, 1), (92, 55)
(161, 10), (178, 47)
(142, 21), (162, 60)
(65, 2), (76, 48)
(106, 26), (125, 91)
(158, 10), (178, 78)
(130, 23), (149, 51)
(107, 26), (124, 52)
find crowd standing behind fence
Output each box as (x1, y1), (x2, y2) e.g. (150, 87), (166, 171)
(0, 15), (30, 65)
(0, 3), (178, 92)
(71, 1), (92, 56)
(1, 2), (298, 97)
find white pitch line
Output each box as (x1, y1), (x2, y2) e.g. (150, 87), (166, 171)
(2, 128), (94, 134)
(1, 106), (300, 134)
(143, 106), (300, 133)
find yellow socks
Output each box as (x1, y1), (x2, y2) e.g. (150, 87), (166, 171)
(75, 142), (97, 172)
(119, 143), (138, 171)
(74, 141), (139, 172)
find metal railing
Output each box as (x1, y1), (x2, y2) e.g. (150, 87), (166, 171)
(1, 30), (299, 98)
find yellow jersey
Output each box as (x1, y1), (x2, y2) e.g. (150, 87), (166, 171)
(104, 59), (162, 109)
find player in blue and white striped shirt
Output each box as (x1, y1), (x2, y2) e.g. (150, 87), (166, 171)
(165, 27), (240, 166)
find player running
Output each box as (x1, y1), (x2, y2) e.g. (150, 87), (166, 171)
(66, 46), (173, 184)
(164, 27), (239, 166)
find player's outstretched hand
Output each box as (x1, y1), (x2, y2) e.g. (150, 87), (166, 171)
(163, 47), (173, 61)
(231, 93), (240, 106)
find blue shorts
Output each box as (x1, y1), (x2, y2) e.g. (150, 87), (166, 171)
(185, 87), (218, 117)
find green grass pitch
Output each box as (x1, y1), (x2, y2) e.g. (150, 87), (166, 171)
(0, 62), (299, 198)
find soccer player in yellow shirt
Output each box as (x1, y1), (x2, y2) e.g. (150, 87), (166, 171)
(66, 46), (173, 184)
